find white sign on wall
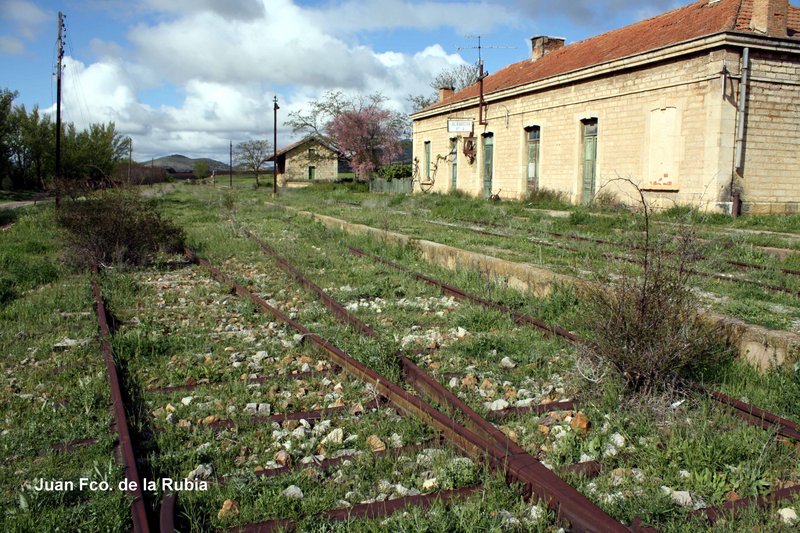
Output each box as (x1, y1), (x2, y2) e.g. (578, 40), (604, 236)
(447, 119), (473, 133)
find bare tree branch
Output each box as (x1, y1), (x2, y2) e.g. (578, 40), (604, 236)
(235, 139), (272, 187)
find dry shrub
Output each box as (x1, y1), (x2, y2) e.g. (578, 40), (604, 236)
(591, 189), (627, 211)
(57, 189), (184, 268)
(582, 179), (724, 394)
(524, 187), (571, 209)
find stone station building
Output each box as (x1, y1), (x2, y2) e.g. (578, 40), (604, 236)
(269, 136), (340, 184)
(410, 0), (800, 214)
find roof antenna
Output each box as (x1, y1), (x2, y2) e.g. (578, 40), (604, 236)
(458, 36), (515, 125)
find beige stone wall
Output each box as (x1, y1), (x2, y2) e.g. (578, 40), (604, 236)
(739, 50), (800, 214)
(412, 45), (800, 212)
(284, 143), (338, 181)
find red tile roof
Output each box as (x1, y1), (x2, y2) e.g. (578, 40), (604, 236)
(420, 0), (799, 114)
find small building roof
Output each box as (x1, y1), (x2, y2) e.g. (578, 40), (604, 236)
(416, 0), (799, 115)
(267, 136), (340, 161)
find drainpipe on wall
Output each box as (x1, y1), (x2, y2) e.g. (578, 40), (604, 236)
(732, 47), (750, 217)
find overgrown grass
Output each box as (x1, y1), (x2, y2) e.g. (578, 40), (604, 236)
(260, 182), (800, 332)
(0, 207), (62, 304)
(524, 187), (572, 210)
(3, 181), (798, 531)
(0, 208), (17, 226)
(0, 210), (131, 530)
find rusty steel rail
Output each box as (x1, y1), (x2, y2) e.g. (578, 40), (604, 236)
(92, 278), (151, 533)
(205, 397), (386, 431)
(234, 233), (633, 527)
(228, 485), (484, 533)
(227, 467), (601, 533)
(401, 355), (531, 459)
(688, 383), (800, 442)
(50, 437), (98, 453)
(349, 246), (800, 444)
(248, 224), (573, 451)
(184, 247), (629, 533)
(457, 217), (800, 279)
(689, 483), (800, 523)
(147, 366), (340, 394)
(217, 439), (438, 485)
(243, 228), (376, 337)
(485, 401), (579, 422)
(159, 493), (176, 533)
(445, 218), (800, 297)
(347, 245), (590, 347)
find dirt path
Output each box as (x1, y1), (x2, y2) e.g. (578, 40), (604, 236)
(0, 200), (40, 210)
(0, 193), (53, 210)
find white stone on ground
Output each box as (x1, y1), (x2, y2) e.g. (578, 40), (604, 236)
(282, 485), (303, 500)
(321, 427), (344, 445)
(778, 507), (798, 525)
(485, 399), (509, 411)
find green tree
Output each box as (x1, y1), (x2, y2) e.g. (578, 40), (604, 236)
(60, 121), (127, 194)
(22, 107), (53, 189)
(0, 88), (19, 188)
(8, 105), (53, 190)
(193, 159), (210, 179)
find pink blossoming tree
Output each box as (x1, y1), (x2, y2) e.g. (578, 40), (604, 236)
(287, 91), (406, 181)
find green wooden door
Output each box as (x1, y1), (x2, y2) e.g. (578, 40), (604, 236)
(450, 140), (458, 190)
(424, 141), (431, 180)
(308, 166), (315, 180)
(581, 120), (597, 204)
(483, 134), (494, 197)
(526, 126), (540, 193)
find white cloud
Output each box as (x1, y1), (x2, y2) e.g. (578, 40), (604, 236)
(0, 35), (25, 55)
(0, 0), (48, 39)
(47, 0), (493, 160)
(307, 0), (517, 35)
(512, 0), (683, 27)
(140, 0), (265, 20)
(363, 44), (470, 111)
(127, 0), (386, 89)
(0, 0), (48, 55)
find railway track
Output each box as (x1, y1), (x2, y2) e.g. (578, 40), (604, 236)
(343, 244), (800, 445)
(77, 205), (800, 531)
(236, 227), (634, 531)
(85, 252), (627, 531)
(433, 218), (800, 300)
(269, 214), (800, 516)
(238, 219), (799, 527)
(91, 263), (499, 531)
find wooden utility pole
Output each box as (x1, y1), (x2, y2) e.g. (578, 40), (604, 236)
(55, 11), (65, 208)
(273, 96), (279, 196)
(127, 137), (132, 183)
(229, 140), (233, 187)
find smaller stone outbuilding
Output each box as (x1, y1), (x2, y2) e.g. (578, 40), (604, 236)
(269, 136), (340, 183)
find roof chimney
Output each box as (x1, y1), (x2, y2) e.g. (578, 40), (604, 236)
(750, 0), (788, 37)
(530, 36), (565, 62)
(438, 86), (455, 102)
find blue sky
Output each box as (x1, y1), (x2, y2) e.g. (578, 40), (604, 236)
(0, 0), (683, 161)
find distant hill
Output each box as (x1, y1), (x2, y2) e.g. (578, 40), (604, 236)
(141, 154), (230, 173)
